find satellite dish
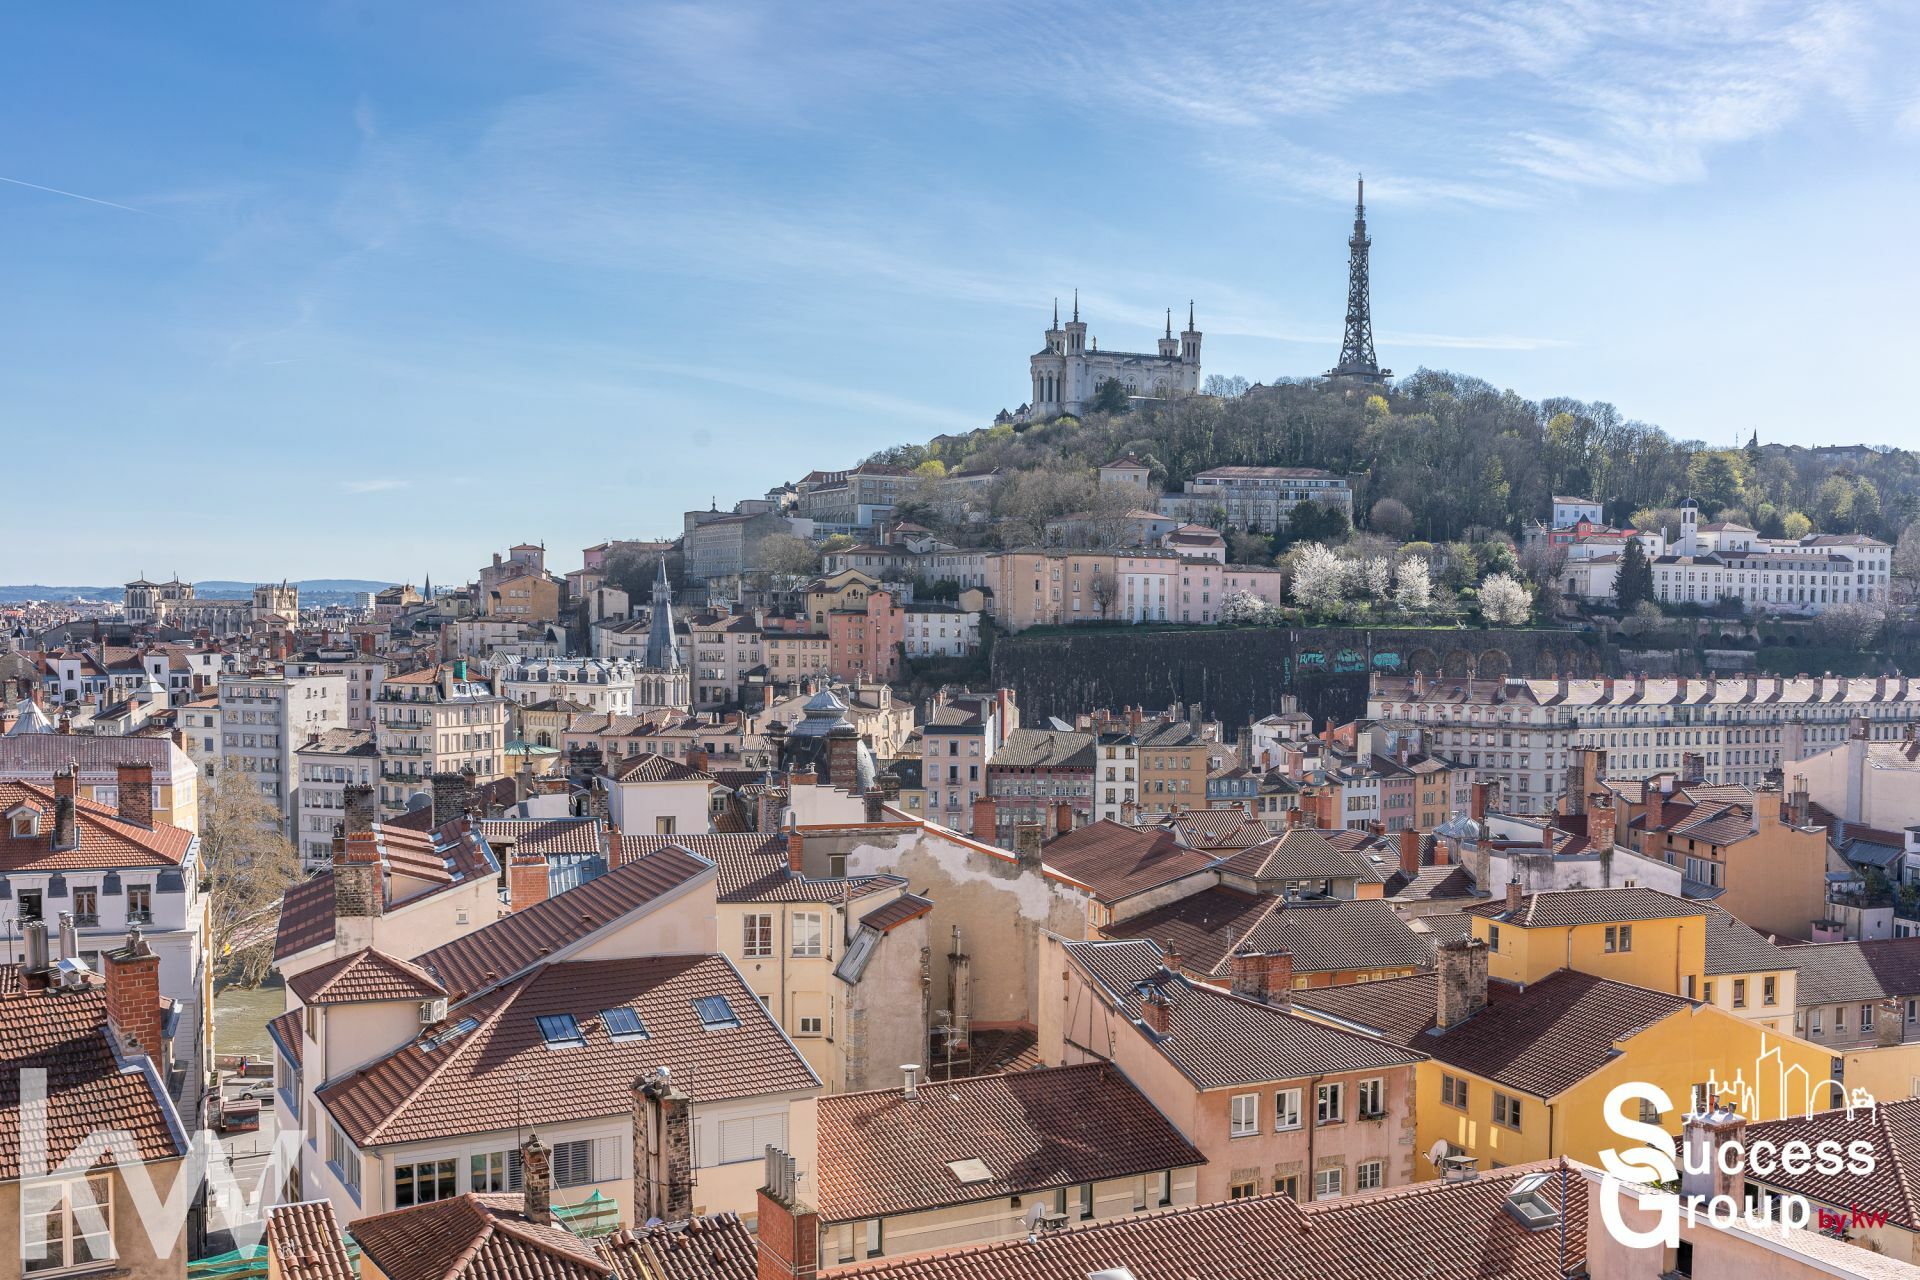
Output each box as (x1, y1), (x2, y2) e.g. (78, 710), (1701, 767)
(406, 791), (432, 812)
(1427, 1139), (1452, 1166)
(1025, 1201), (1049, 1227)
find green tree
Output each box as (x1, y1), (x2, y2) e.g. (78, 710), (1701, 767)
(1782, 511), (1812, 540)
(1092, 378), (1130, 415)
(1615, 536), (1654, 610)
(1282, 501), (1350, 547)
(1686, 452), (1745, 514)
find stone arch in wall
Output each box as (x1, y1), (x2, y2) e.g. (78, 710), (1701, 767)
(1440, 649), (1474, 680)
(1404, 646), (1441, 676)
(1475, 648), (1512, 680)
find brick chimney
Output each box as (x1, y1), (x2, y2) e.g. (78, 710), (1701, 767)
(633, 1071), (694, 1221)
(863, 790), (886, 823)
(1505, 878), (1523, 915)
(757, 1148), (819, 1280)
(115, 764), (154, 828)
(1469, 781), (1490, 823)
(1055, 802), (1074, 836)
(333, 831), (385, 948)
(1435, 937), (1489, 1030)
(605, 818), (625, 869)
(343, 784), (377, 836)
(1162, 939), (1181, 973)
(430, 771), (470, 827)
(971, 797), (997, 842)
(1587, 798), (1618, 852)
(1230, 949), (1293, 1009)
(786, 828), (804, 873)
(1013, 823), (1045, 872)
(1138, 986), (1170, 1035)
(52, 764), (78, 851)
(104, 929), (165, 1060)
(508, 849), (549, 911)
(522, 1133), (552, 1226)
(1398, 828), (1423, 878)
(1680, 1097), (1746, 1205)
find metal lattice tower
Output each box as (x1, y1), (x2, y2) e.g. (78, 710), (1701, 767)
(1328, 176), (1391, 383)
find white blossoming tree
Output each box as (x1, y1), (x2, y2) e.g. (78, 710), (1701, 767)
(1290, 543), (1350, 612)
(1221, 589), (1273, 624)
(1361, 556), (1393, 600)
(1393, 557), (1434, 611)
(1478, 571), (1533, 627)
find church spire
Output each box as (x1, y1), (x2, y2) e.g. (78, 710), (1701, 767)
(644, 554), (681, 672)
(1328, 174), (1391, 383)
(1188, 299), (1194, 330)
(1053, 296), (1059, 328)
(1165, 307), (1172, 339)
(1072, 288), (1079, 323)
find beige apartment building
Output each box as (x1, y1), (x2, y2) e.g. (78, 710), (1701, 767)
(372, 663), (510, 813)
(988, 549), (1182, 632)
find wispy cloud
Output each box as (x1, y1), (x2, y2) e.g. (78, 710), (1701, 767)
(0, 174), (146, 214)
(343, 479), (410, 494)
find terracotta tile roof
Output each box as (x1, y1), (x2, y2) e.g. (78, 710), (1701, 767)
(268, 1008), (303, 1069)
(273, 819), (501, 964)
(1039, 821), (1217, 905)
(1384, 862), (1481, 904)
(598, 1213), (756, 1280)
(991, 728), (1095, 769)
(266, 1201), (355, 1280)
(319, 953), (817, 1148)
(1743, 1097), (1920, 1229)
(286, 948), (447, 1006)
(1295, 969), (1692, 1098)
(416, 845), (712, 997)
(610, 752), (714, 784)
(633, 834), (898, 907)
(350, 1193), (608, 1280)
(1103, 889), (1431, 979)
(1463, 885), (1711, 928)
(0, 966), (184, 1180)
(477, 818), (607, 858)
(0, 780), (194, 872)
(1220, 829), (1384, 883)
(928, 1026), (1041, 1082)
(1064, 939), (1423, 1089)
(829, 1162), (1584, 1280)
(860, 892), (932, 934)
(814, 1063), (1203, 1223)
(1789, 937), (1920, 1005)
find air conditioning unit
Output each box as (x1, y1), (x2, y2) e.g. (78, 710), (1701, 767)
(419, 998), (448, 1025)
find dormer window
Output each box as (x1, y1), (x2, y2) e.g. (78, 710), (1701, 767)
(9, 808), (38, 838)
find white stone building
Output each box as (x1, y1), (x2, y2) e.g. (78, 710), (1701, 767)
(1027, 297), (1200, 419)
(217, 670), (349, 834)
(372, 663), (511, 813)
(1157, 466), (1353, 533)
(901, 603), (980, 659)
(1649, 501), (1892, 615)
(294, 728), (381, 870)
(496, 656), (637, 718)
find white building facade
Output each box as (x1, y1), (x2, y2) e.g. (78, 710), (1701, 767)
(1027, 299), (1201, 418)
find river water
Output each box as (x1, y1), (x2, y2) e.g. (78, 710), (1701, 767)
(212, 981), (285, 1063)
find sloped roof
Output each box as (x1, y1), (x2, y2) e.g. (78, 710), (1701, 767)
(1064, 939), (1423, 1090)
(814, 1063), (1203, 1222)
(1039, 821), (1217, 905)
(286, 948), (447, 1006)
(0, 780), (194, 872)
(265, 1201), (356, 1280)
(1743, 1097), (1920, 1230)
(1295, 969), (1691, 1099)
(350, 1193), (608, 1280)
(1103, 889), (1431, 978)
(598, 1213), (756, 1280)
(1701, 907), (1797, 975)
(1220, 829), (1383, 883)
(1464, 885), (1711, 928)
(1790, 937), (1920, 1006)
(611, 752), (715, 784)
(317, 954), (817, 1148)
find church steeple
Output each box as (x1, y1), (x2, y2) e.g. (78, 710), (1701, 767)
(643, 554), (681, 672)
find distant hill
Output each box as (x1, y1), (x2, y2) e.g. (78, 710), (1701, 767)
(0, 579), (398, 605)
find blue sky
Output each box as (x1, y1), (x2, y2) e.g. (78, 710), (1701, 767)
(6, 1), (1919, 584)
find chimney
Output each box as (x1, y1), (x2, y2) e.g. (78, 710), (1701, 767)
(757, 1148), (819, 1280)
(633, 1071), (694, 1221)
(1435, 937), (1489, 1030)
(334, 832), (385, 941)
(686, 747), (709, 774)
(901, 1064), (921, 1100)
(508, 849), (549, 912)
(1470, 781), (1490, 823)
(786, 828), (804, 873)
(1162, 939), (1181, 973)
(1013, 823), (1045, 872)
(1138, 986), (1170, 1035)
(522, 1133), (552, 1226)
(358, 631), (376, 656)
(863, 790), (885, 823)
(1681, 752), (1705, 783)
(104, 929), (165, 1060)
(431, 771), (470, 827)
(343, 783), (377, 836)
(1680, 1098), (1746, 1205)
(1230, 950), (1293, 1009)
(1055, 802), (1074, 836)
(605, 817), (625, 869)
(1398, 828), (1423, 878)
(115, 764), (154, 828)
(1505, 878), (1523, 916)
(1587, 799), (1618, 852)
(52, 765), (78, 851)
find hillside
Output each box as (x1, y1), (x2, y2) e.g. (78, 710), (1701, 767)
(869, 370), (1920, 547)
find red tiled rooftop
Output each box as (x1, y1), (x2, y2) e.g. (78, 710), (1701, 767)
(286, 947), (447, 1006)
(0, 780), (194, 872)
(351, 1193), (608, 1280)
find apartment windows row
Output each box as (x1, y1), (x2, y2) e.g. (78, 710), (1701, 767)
(741, 911), (827, 959)
(1230, 1078), (1384, 1137)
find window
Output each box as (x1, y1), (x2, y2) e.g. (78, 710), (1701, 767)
(742, 914), (773, 958)
(1230, 1093), (1259, 1137)
(864, 1219), (883, 1258)
(470, 1150), (523, 1193)
(1703, 981), (1714, 1004)
(1274, 1175), (1299, 1199)
(22, 1175), (112, 1275)
(694, 995), (741, 1030)
(19, 888), (44, 922)
(127, 884), (152, 922)
(797, 1012), (824, 1035)
(552, 1139), (596, 1188)
(1357, 1078), (1385, 1120)
(72, 886), (98, 925)
(1732, 979), (1747, 1009)
(1274, 1088), (1302, 1131)
(1314, 1168), (1343, 1200)
(1229, 1179), (1258, 1200)
(1487, 924), (1499, 952)
(1442, 1074), (1469, 1109)
(655, 816), (676, 835)
(1493, 1092), (1523, 1130)
(1835, 1006), (1846, 1031)
(1764, 976), (1777, 1007)
(1861, 1004), (1875, 1032)
(1639, 1098), (1662, 1125)
(1604, 924), (1633, 953)
(537, 1013), (585, 1048)
(326, 1119), (360, 1196)
(1317, 1082), (1344, 1125)
(1079, 1182), (1094, 1219)
(394, 1158), (457, 1207)
(1356, 1161), (1383, 1191)
(602, 1007), (648, 1042)
(792, 912), (824, 958)
(1811, 1009), (1823, 1035)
